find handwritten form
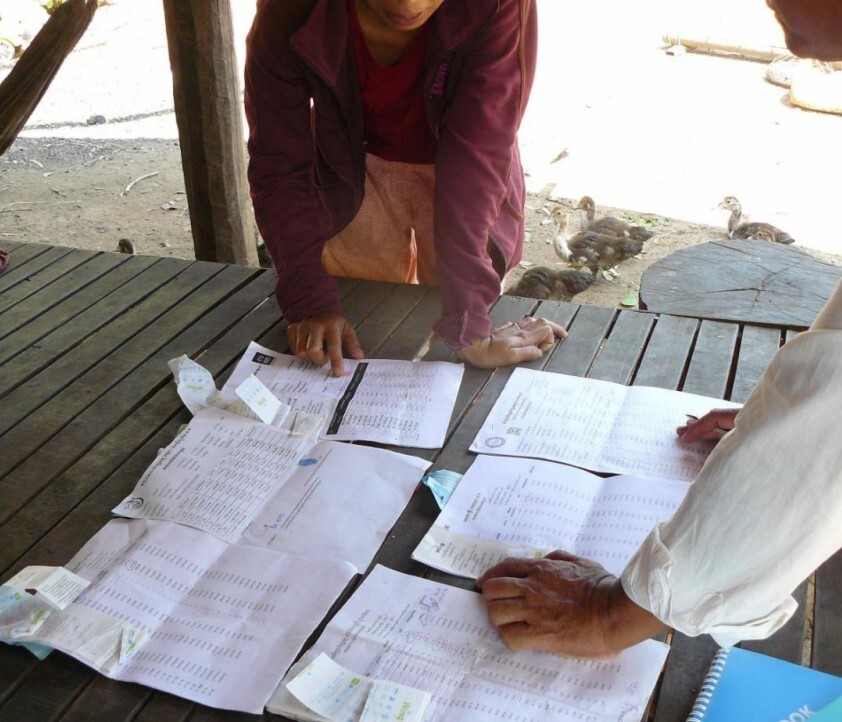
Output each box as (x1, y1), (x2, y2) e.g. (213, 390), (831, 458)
(471, 368), (741, 481)
(221, 341), (464, 448)
(26, 519), (356, 713)
(267, 565), (669, 722)
(413, 455), (688, 579)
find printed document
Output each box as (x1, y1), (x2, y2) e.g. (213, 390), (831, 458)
(221, 341), (464, 448)
(412, 455), (688, 578)
(240, 439), (429, 571)
(267, 565), (669, 722)
(114, 409), (429, 571)
(471, 368), (741, 481)
(113, 407), (314, 543)
(25, 519), (356, 713)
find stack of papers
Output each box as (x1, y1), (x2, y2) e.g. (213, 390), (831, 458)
(2, 342), (466, 712)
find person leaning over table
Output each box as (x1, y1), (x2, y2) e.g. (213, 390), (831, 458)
(244, 0), (565, 378)
(477, 0), (842, 657)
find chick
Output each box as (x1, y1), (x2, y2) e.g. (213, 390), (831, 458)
(507, 266), (595, 301)
(564, 231), (644, 276)
(576, 196), (654, 240)
(116, 238), (136, 255)
(719, 196), (795, 244)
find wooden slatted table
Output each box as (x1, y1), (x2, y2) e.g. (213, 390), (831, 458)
(0, 242), (839, 722)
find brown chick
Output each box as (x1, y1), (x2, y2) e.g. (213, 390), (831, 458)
(116, 238), (136, 255)
(576, 196), (654, 240)
(719, 196), (795, 244)
(565, 230), (644, 276)
(507, 267), (595, 301)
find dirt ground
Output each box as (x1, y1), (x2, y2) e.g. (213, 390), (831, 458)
(2, 135), (840, 310)
(2, 0), (842, 309)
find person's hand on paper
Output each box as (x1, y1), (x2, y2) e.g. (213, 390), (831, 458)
(288, 313), (365, 377)
(476, 551), (667, 659)
(676, 408), (739, 444)
(456, 316), (567, 369)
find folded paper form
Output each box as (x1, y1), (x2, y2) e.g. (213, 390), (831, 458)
(268, 565), (670, 722)
(220, 341), (464, 448)
(471, 367), (741, 481)
(413, 454), (689, 579)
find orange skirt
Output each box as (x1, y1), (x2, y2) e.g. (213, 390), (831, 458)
(322, 153), (437, 285)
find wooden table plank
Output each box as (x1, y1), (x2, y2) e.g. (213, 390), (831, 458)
(130, 693), (193, 722)
(544, 304), (615, 377)
(813, 550), (842, 675)
(0, 648), (94, 722)
(354, 283), (429, 357)
(589, 310), (655, 385)
(0, 268), (271, 524)
(59, 676), (150, 722)
(0, 256), (161, 372)
(374, 287), (441, 360)
(0, 260), (227, 435)
(0, 252), (129, 336)
(652, 635), (721, 722)
(0, 245), (77, 296)
(680, 320), (738, 399)
(1, 241), (45, 260)
(730, 325), (782, 403)
(633, 314), (698, 390)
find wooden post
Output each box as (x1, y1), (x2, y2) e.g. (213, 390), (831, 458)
(161, 0), (258, 266)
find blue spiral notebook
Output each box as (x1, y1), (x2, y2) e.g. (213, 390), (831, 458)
(687, 647), (842, 721)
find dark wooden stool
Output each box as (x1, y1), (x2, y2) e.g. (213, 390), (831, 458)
(640, 238), (842, 328)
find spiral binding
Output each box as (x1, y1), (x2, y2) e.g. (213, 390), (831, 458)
(686, 648), (732, 721)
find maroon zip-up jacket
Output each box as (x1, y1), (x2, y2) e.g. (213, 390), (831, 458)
(245, 0), (536, 349)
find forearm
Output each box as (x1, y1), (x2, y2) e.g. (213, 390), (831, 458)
(604, 579), (669, 653)
(623, 328), (842, 646)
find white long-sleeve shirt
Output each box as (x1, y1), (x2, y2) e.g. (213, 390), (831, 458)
(621, 279), (842, 647)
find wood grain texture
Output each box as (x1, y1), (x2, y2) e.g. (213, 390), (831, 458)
(640, 238), (842, 328)
(161, 0), (256, 266)
(0, 248), (834, 722)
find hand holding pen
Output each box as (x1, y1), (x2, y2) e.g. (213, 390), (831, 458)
(676, 408), (739, 443)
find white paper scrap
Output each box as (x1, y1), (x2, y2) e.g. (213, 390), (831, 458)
(286, 652), (372, 722)
(168, 355), (221, 414)
(360, 679), (431, 722)
(3, 566), (90, 610)
(235, 373), (285, 424)
(284, 652), (431, 722)
(0, 586), (54, 638)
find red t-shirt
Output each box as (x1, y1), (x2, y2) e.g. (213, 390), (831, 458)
(349, 0), (436, 164)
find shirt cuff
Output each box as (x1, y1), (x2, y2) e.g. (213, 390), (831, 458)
(620, 525), (797, 647)
(433, 309), (493, 350)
